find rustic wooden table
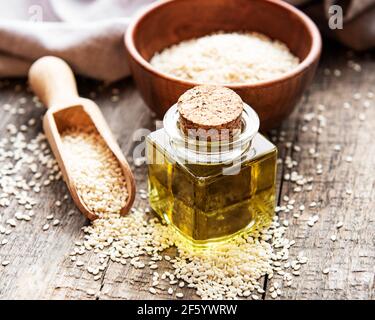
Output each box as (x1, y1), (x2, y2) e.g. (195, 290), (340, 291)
(0, 43), (374, 300)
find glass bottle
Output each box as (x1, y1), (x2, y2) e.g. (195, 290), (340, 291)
(146, 103), (277, 246)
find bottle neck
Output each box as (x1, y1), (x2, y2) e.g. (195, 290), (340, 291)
(163, 103), (260, 165)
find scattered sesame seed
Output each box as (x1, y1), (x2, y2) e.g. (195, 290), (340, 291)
(336, 221), (344, 229)
(324, 68), (331, 75)
(307, 221), (315, 227)
(2, 260), (10, 267)
(111, 95), (120, 102)
(333, 69), (341, 77)
(86, 289), (96, 296)
(298, 256), (308, 264)
(15, 212), (24, 220)
(317, 104), (326, 112)
(333, 144), (341, 151)
(353, 93), (361, 100)
(363, 101), (371, 108)
(6, 219), (16, 227)
(309, 201), (317, 208)
(243, 290), (251, 297)
(3, 103), (11, 111)
(140, 194), (147, 200)
(322, 268), (330, 274)
(76, 261), (84, 267)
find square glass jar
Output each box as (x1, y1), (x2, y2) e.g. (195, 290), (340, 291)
(146, 104), (277, 245)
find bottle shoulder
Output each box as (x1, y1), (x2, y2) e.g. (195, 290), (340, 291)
(147, 129), (277, 179)
(248, 133), (277, 160)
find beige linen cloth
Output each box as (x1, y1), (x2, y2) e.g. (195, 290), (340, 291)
(0, 0), (154, 82)
(0, 0), (374, 82)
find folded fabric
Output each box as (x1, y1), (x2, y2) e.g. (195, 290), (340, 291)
(0, 0), (154, 82)
(286, 0), (375, 51)
(0, 0), (373, 82)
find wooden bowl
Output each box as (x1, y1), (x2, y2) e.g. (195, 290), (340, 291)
(125, 0), (322, 130)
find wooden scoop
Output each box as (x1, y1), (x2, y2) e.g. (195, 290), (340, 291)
(28, 56), (136, 221)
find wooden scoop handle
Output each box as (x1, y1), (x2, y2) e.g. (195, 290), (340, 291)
(28, 56), (80, 109)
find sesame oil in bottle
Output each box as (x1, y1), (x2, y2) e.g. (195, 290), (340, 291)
(146, 87), (277, 246)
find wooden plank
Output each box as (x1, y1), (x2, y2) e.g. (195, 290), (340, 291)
(0, 79), (153, 299)
(0, 43), (373, 300)
(265, 45), (375, 300)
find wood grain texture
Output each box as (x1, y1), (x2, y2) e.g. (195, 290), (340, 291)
(265, 45), (375, 300)
(0, 43), (374, 300)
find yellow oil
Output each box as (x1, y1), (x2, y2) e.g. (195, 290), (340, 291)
(147, 130), (277, 246)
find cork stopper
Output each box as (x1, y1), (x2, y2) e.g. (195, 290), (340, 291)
(177, 86), (243, 141)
